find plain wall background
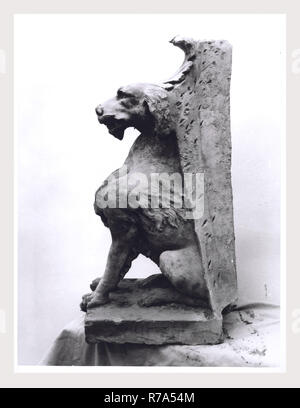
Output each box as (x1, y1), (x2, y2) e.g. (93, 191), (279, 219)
(15, 14), (285, 365)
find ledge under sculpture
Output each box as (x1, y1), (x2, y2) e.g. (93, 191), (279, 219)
(81, 37), (238, 345)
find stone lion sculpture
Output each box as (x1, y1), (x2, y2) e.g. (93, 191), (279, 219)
(86, 82), (207, 308)
(83, 37), (237, 319)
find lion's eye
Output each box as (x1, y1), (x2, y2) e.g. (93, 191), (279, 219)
(117, 89), (126, 99)
(117, 88), (137, 100)
(120, 100), (132, 108)
(117, 89), (133, 99)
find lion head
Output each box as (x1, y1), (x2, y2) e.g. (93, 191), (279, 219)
(95, 83), (176, 139)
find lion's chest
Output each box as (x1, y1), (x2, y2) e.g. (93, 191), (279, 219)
(124, 133), (181, 174)
(95, 133), (181, 209)
(94, 132), (188, 248)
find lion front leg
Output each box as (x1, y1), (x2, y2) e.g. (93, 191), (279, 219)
(87, 239), (133, 308)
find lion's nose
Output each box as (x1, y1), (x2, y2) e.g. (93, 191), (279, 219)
(95, 105), (103, 116)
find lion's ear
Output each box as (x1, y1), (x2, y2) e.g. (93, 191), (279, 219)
(143, 92), (173, 137)
(143, 99), (153, 116)
(143, 97), (156, 116)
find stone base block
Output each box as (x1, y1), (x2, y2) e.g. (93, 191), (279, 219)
(84, 276), (224, 345)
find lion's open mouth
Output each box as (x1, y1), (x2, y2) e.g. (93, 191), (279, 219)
(106, 123), (125, 140)
(97, 116), (126, 140)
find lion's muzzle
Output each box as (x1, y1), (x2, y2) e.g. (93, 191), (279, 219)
(95, 105), (103, 116)
(95, 104), (127, 140)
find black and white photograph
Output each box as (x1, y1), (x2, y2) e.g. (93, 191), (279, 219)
(15, 13), (285, 368)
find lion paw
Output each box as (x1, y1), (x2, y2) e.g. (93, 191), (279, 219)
(87, 293), (110, 308)
(80, 292), (94, 312)
(90, 277), (101, 291)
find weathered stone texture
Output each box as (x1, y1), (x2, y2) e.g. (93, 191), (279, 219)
(164, 38), (237, 313)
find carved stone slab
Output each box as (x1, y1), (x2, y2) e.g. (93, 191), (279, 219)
(85, 277), (223, 345)
(163, 38), (237, 313)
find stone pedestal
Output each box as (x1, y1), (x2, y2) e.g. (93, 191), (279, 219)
(84, 276), (223, 345)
